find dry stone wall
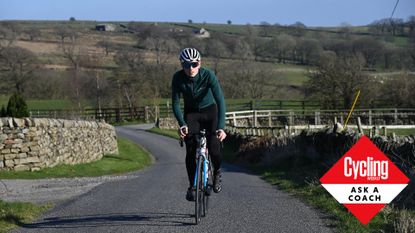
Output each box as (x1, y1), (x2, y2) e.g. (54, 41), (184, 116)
(227, 127), (415, 206)
(157, 117), (178, 129)
(0, 118), (118, 171)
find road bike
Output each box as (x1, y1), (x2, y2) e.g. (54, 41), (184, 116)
(180, 129), (214, 224)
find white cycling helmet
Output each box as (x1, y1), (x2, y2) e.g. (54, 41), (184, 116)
(179, 48), (201, 63)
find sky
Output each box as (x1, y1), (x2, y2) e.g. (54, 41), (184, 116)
(0, 0), (414, 27)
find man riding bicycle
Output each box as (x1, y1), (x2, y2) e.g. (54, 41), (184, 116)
(171, 48), (227, 201)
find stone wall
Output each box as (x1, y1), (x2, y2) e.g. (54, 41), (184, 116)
(157, 117), (178, 129)
(0, 118), (118, 171)
(228, 127), (415, 207)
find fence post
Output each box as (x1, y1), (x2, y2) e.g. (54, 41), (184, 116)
(156, 106), (160, 123)
(250, 100), (255, 110)
(268, 111), (272, 127)
(372, 126), (378, 136)
(233, 112), (237, 126)
(289, 111), (294, 126)
(394, 108), (398, 125)
(145, 106), (149, 123)
(116, 108), (121, 122)
(254, 110), (257, 127)
(357, 117), (363, 134)
(369, 109), (372, 126)
(166, 100), (170, 118)
(315, 111), (320, 125)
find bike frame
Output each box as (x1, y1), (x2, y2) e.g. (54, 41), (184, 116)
(193, 132), (209, 189)
(185, 129), (212, 224)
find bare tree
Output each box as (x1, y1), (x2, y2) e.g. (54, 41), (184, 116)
(297, 38), (322, 65)
(113, 48), (146, 109)
(82, 54), (106, 113)
(407, 16), (415, 36)
(136, 25), (179, 65)
(24, 28), (41, 41)
(60, 31), (85, 109)
(305, 52), (370, 109)
(0, 22), (20, 48)
(204, 38), (229, 75)
(382, 72), (415, 107)
(56, 26), (74, 44)
(259, 22), (271, 37)
(96, 36), (114, 56)
(230, 38), (252, 64)
(266, 34), (296, 63)
(290, 21), (306, 36)
(244, 24), (264, 61)
(228, 61), (270, 99)
(0, 46), (38, 94)
(352, 37), (384, 68)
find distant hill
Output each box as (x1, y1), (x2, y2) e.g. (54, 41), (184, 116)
(0, 20), (414, 109)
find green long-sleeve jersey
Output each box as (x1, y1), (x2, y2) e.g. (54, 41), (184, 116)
(171, 67), (226, 129)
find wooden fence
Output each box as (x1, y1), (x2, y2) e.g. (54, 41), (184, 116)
(28, 100), (415, 128)
(226, 108), (415, 127)
(225, 108), (415, 137)
(29, 106), (160, 123)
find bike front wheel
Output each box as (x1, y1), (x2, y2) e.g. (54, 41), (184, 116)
(195, 158), (203, 224)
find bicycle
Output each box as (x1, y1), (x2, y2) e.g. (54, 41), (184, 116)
(180, 129), (214, 225)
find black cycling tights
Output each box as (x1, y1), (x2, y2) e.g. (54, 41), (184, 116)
(184, 104), (222, 187)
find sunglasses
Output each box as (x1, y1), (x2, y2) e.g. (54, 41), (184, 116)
(182, 62), (199, 69)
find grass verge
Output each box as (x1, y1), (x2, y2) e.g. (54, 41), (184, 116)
(227, 142), (414, 232)
(258, 159), (395, 233)
(0, 200), (51, 233)
(147, 127), (180, 140)
(0, 137), (152, 232)
(0, 137), (152, 179)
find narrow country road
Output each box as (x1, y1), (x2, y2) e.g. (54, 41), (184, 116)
(12, 125), (333, 233)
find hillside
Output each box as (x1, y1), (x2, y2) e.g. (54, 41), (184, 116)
(0, 20), (414, 110)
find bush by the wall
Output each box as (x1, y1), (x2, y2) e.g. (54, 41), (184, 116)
(6, 93), (29, 117)
(0, 105), (6, 117)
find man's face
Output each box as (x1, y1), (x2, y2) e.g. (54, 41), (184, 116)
(182, 61), (201, 77)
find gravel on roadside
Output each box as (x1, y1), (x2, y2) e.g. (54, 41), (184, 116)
(0, 173), (139, 204)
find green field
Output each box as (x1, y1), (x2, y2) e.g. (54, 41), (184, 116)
(1, 95), (74, 110)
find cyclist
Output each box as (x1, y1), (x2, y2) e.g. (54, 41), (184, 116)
(171, 48), (227, 201)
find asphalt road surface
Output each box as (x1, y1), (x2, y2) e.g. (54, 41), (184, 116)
(13, 125), (333, 233)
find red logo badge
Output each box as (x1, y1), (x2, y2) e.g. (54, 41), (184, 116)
(320, 135), (409, 224)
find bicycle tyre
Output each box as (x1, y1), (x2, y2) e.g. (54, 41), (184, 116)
(203, 157), (213, 216)
(195, 158), (203, 225)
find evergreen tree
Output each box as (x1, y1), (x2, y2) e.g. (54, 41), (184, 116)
(6, 93), (29, 117)
(0, 105), (6, 117)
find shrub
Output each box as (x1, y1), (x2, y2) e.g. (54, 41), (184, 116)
(0, 105), (6, 117)
(6, 93), (29, 117)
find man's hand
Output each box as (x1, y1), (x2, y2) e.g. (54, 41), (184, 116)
(216, 129), (227, 141)
(178, 126), (188, 139)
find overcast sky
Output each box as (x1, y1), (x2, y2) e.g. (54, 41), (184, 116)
(0, 0), (414, 27)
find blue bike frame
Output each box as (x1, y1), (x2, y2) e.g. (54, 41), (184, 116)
(193, 132), (209, 188)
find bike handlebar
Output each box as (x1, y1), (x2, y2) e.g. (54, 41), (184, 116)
(179, 130), (223, 149)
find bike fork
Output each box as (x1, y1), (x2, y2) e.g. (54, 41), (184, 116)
(194, 158), (208, 188)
